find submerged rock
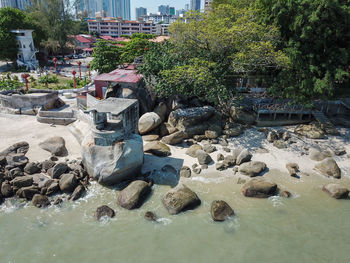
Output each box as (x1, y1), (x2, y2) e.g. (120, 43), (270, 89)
(280, 190), (292, 198)
(39, 136), (67, 156)
(314, 158), (341, 179)
(322, 184), (349, 199)
(69, 185), (85, 201)
(95, 205), (116, 220)
(241, 178), (277, 198)
(117, 180), (152, 210)
(162, 184), (201, 215)
(144, 211), (158, 222)
(211, 200), (235, 222)
(32, 194), (50, 208)
(286, 163), (299, 177)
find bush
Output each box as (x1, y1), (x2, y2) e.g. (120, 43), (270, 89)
(0, 75), (22, 90)
(38, 74), (59, 84)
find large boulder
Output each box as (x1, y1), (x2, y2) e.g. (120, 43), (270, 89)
(186, 144), (203, 158)
(168, 106), (215, 130)
(154, 102), (168, 122)
(322, 184), (349, 199)
(0, 141), (29, 156)
(149, 165), (179, 187)
(95, 205), (116, 220)
(239, 161), (267, 177)
(223, 126), (244, 137)
(314, 158), (341, 178)
(161, 131), (186, 145)
(309, 148), (333, 161)
(162, 184), (201, 215)
(32, 194), (50, 208)
(69, 185), (85, 201)
(241, 178), (277, 198)
(196, 150), (212, 165)
(159, 122), (178, 137)
(117, 180), (152, 209)
(236, 149), (252, 165)
(294, 123), (325, 139)
(144, 141), (171, 157)
(16, 185), (40, 200)
(59, 173), (78, 193)
(6, 154), (28, 169)
(39, 136), (67, 156)
(82, 134), (144, 185)
(211, 200), (235, 221)
(138, 112), (162, 135)
(24, 162), (41, 175)
(10, 176), (33, 188)
(1, 182), (13, 197)
(230, 105), (256, 125)
(47, 163), (69, 179)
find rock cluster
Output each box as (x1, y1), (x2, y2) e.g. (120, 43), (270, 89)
(0, 141), (88, 208)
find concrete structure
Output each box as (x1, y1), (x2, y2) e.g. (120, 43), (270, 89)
(155, 24), (170, 36)
(158, 5), (169, 15)
(72, 34), (95, 53)
(135, 7), (147, 20)
(11, 30), (39, 70)
(88, 17), (153, 37)
(191, 0), (201, 11)
(0, 90), (60, 115)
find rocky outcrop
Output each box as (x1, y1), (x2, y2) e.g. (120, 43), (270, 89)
(0, 141), (29, 156)
(24, 162), (41, 175)
(241, 178), (277, 198)
(294, 123), (325, 139)
(39, 136), (67, 156)
(322, 184), (349, 199)
(117, 180), (152, 209)
(162, 184), (201, 215)
(230, 105), (256, 125)
(82, 134), (144, 185)
(138, 112), (162, 135)
(239, 161), (267, 177)
(159, 122), (178, 137)
(168, 106), (215, 130)
(47, 163), (69, 179)
(144, 141), (171, 157)
(16, 185), (40, 200)
(6, 154), (28, 169)
(314, 158), (341, 178)
(211, 200), (235, 221)
(95, 205), (115, 220)
(11, 176), (33, 188)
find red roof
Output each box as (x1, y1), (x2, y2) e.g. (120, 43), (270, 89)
(94, 69), (142, 84)
(83, 48), (93, 52)
(75, 35), (94, 43)
(100, 35), (115, 41)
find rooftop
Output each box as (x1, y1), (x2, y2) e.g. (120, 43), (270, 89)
(94, 69), (142, 84)
(89, 97), (138, 116)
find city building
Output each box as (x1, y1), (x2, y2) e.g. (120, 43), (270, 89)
(135, 7), (147, 20)
(204, 0), (213, 11)
(176, 9), (187, 16)
(110, 0), (130, 20)
(190, 0), (201, 11)
(169, 7), (175, 15)
(141, 14), (178, 25)
(158, 5), (169, 15)
(155, 24), (170, 36)
(11, 30), (38, 70)
(0, 0), (31, 10)
(76, 0), (130, 20)
(88, 17), (153, 37)
(185, 4), (189, 11)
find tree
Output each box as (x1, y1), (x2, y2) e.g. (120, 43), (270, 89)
(258, 0), (350, 101)
(28, 0), (76, 54)
(90, 40), (121, 73)
(120, 37), (152, 63)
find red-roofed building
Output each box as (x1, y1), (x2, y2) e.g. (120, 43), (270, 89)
(94, 68), (143, 99)
(72, 34), (96, 51)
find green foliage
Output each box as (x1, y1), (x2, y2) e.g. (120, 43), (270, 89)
(38, 74), (59, 84)
(67, 77), (90, 89)
(259, 0), (350, 101)
(90, 39), (121, 73)
(130, 33), (155, 40)
(0, 74), (23, 90)
(120, 37), (151, 63)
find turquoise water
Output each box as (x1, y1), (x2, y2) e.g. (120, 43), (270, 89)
(1, 170), (350, 263)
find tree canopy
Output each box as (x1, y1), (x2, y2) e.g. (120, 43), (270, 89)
(90, 39), (121, 73)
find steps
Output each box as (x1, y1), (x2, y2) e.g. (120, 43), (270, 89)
(37, 108), (76, 126)
(312, 110), (339, 135)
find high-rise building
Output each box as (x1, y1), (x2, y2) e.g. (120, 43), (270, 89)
(176, 9), (186, 16)
(204, 0), (213, 11)
(169, 7), (175, 15)
(185, 4), (189, 11)
(111, 0), (130, 20)
(0, 0), (31, 10)
(190, 0), (201, 11)
(135, 7), (147, 20)
(158, 5), (169, 15)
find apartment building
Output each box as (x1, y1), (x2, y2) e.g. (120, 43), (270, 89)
(204, 0), (213, 11)
(88, 18), (153, 37)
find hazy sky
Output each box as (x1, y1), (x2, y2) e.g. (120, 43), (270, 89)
(130, 0), (204, 19)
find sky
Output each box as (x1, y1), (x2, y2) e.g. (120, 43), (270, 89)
(130, 0), (204, 19)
